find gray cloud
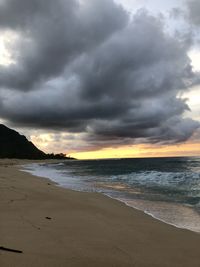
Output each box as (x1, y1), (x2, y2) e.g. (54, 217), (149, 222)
(0, 0), (199, 150)
(171, 0), (200, 29)
(186, 0), (200, 25)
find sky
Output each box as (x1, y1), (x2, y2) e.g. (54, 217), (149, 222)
(0, 0), (199, 159)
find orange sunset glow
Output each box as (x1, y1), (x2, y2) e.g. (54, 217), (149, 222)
(71, 141), (200, 159)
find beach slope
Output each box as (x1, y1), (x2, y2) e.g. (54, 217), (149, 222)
(1, 159), (200, 267)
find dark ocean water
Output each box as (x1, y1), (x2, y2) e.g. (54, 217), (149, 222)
(22, 157), (200, 232)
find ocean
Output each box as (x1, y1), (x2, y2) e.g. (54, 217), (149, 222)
(22, 157), (200, 233)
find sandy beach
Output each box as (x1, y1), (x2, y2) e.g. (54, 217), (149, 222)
(1, 159), (200, 267)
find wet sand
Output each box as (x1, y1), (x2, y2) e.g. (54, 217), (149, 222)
(1, 159), (200, 267)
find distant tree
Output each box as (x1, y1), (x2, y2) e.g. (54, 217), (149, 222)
(46, 153), (75, 160)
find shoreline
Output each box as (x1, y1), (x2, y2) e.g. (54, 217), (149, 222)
(21, 160), (200, 234)
(1, 159), (200, 266)
(122, 198), (200, 234)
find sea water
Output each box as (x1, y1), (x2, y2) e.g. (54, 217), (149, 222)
(22, 157), (200, 232)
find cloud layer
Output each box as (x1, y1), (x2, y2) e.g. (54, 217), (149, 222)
(0, 0), (199, 150)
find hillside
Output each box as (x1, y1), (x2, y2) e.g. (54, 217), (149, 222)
(0, 124), (46, 159)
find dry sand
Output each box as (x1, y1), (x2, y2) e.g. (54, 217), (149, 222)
(1, 159), (200, 267)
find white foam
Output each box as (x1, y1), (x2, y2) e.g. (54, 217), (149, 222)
(21, 163), (91, 192)
(118, 198), (200, 233)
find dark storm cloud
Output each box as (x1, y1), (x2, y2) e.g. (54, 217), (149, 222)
(0, 0), (127, 90)
(0, 0), (199, 148)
